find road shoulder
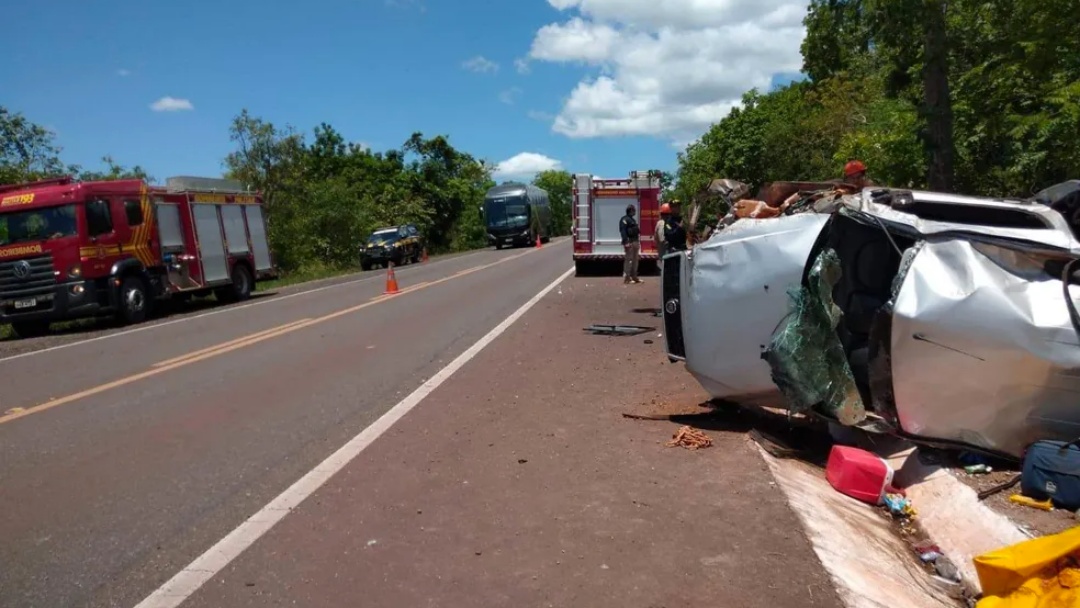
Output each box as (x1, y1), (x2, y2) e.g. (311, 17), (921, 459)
(183, 275), (843, 608)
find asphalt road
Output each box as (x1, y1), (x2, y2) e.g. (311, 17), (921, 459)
(0, 237), (841, 608)
(0, 241), (574, 607)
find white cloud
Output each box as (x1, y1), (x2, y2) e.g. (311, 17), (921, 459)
(499, 87), (523, 104)
(529, 0), (808, 142)
(117, 68), (131, 77)
(514, 58), (531, 74)
(150, 96), (194, 112)
(493, 152), (563, 179)
(462, 55), (499, 74)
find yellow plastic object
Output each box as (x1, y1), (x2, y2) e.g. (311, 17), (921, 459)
(973, 525), (1080, 607)
(1009, 494), (1055, 511)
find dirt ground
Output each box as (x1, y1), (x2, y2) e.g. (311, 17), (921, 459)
(951, 465), (1078, 536)
(183, 274), (845, 608)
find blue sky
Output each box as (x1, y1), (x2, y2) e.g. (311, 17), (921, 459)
(2, 0), (808, 182)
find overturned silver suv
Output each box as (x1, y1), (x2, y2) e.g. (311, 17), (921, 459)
(662, 181), (1080, 459)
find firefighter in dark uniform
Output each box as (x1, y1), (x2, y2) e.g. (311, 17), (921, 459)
(665, 209), (688, 253)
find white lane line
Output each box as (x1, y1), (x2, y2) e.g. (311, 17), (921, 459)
(133, 265), (575, 608)
(0, 249), (497, 364)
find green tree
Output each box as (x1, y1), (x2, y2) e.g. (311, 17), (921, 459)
(532, 169), (573, 235)
(0, 107), (67, 184)
(74, 155), (153, 182)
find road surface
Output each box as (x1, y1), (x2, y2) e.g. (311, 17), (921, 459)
(0, 239), (841, 608)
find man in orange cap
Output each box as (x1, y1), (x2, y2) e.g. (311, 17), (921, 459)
(843, 160), (874, 190)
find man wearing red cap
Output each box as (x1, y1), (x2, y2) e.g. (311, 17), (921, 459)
(843, 160), (874, 190)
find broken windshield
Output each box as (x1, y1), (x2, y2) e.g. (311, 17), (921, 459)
(0, 204), (78, 246)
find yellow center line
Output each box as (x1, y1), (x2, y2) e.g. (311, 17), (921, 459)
(152, 318), (314, 368)
(0, 247), (541, 427)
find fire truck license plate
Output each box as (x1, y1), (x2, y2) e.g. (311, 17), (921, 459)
(13, 298), (36, 309)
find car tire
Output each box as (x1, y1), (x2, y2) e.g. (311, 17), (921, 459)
(118, 276), (149, 325)
(10, 320), (50, 339)
(361, 260), (372, 271)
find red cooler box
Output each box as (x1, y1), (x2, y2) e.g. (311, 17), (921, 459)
(825, 445), (900, 505)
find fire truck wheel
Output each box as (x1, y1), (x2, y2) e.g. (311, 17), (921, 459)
(118, 277), (149, 325)
(11, 320), (51, 339)
(218, 265), (253, 303)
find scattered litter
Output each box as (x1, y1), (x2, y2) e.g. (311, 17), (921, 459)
(978, 473), (1022, 501)
(644, 339), (654, 344)
(964, 464), (993, 475)
(666, 426), (712, 450)
(517, 459), (528, 464)
(919, 551), (942, 563)
(934, 556), (961, 582)
(584, 324), (655, 336)
(1009, 494), (1055, 511)
(883, 493), (917, 520)
(367, 539), (378, 547)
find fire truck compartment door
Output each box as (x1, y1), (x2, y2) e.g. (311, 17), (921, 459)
(220, 205), (249, 254)
(156, 203), (185, 250)
(244, 205), (273, 272)
(594, 196), (637, 255)
(193, 204), (229, 282)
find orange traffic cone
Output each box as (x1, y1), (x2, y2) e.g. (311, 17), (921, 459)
(422, 248), (429, 263)
(384, 263), (400, 295)
(535, 234), (542, 249)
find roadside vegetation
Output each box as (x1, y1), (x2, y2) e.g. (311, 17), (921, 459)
(670, 0), (1080, 211)
(1, 107), (584, 282)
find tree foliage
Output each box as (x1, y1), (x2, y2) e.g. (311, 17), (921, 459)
(676, 0), (1080, 200)
(223, 110), (495, 273)
(1, 106), (502, 275)
(532, 169), (573, 235)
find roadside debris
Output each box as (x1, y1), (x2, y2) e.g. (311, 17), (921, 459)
(584, 324), (654, 336)
(1009, 494), (1055, 511)
(973, 525), (1080, 606)
(964, 464), (993, 475)
(826, 446), (903, 506)
(977, 474), (1022, 501)
(666, 426), (712, 450)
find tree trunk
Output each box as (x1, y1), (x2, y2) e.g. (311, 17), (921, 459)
(922, 0), (954, 191)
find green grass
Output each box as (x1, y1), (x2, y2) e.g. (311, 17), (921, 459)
(258, 263), (362, 291)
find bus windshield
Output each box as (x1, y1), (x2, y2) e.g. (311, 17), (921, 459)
(0, 204), (78, 246)
(484, 197), (530, 229)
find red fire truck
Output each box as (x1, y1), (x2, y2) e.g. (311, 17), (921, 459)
(0, 175), (276, 338)
(571, 170), (662, 274)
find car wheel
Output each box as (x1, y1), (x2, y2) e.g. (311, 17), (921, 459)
(10, 320), (50, 339)
(118, 276), (149, 325)
(361, 260), (372, 271)
(496, 242), (503, 250)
